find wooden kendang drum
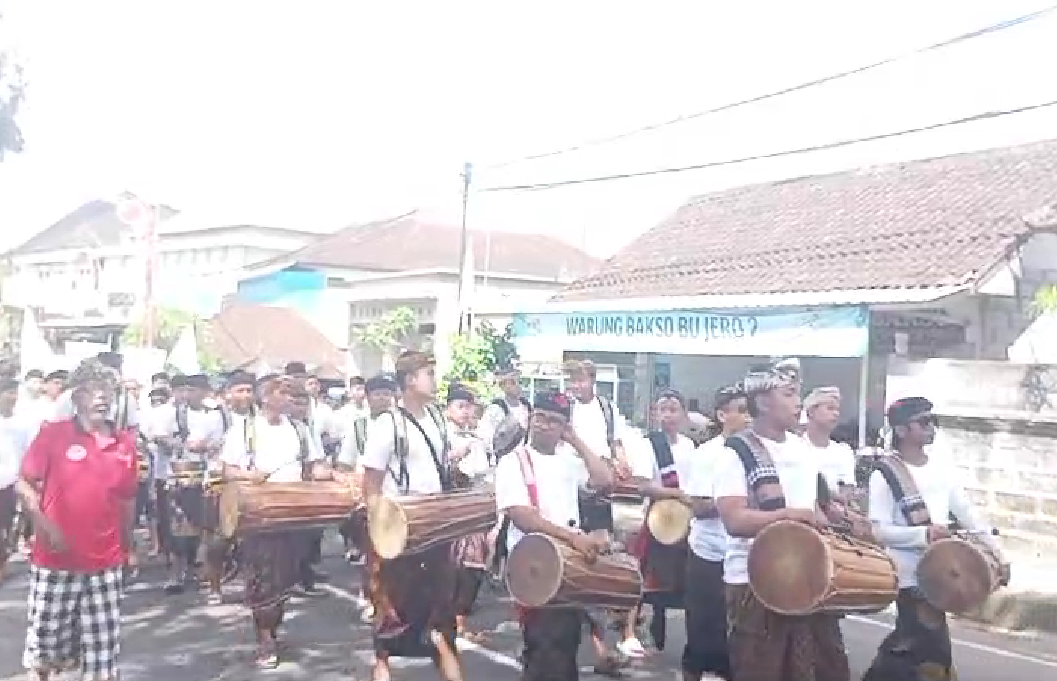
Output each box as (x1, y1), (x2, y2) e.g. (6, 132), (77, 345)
(367, 489), (497, 560)
(218, 480), (359, 539)
(170, 459), (207, 487)
(646, 499), (693, 546)
(748, 519), (898, 616)
(505, 532), (643, 610)
(916, 532), (1007, 614)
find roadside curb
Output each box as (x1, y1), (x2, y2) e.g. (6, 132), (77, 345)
(958, 589), (1057, 634)
(612, 503), (1057, 634)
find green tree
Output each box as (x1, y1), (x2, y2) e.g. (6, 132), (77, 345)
(355, 306), (417, 352)
(0, 14), (26, 161)
(441, 321), (521, 402)
(121, 306), (221, 373)
(1032, 284), (1057, 316)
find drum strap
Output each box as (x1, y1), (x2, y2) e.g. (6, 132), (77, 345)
(725, 429), (786, 512)
(399, 406), (452, 492)
(513, 446), (540, 508)
(873, 456), (932, 527)
(647, 431), (680, 488)
(353, 416), (369, 455)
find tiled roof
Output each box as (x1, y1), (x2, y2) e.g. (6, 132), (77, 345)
(8, 195), (179, 256)
(202, 303), (346, 378)
(252, 211), (600, 281)
(555, 139), (1057, 303)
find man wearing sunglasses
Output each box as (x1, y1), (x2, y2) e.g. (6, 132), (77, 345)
(864, 396), (1006, 681)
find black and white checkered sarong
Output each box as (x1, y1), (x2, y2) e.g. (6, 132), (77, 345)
(23, 565), (123, 680)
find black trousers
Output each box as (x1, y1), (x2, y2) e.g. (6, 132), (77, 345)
(522, 608), (583, 681)
(682, 552), (731, 679)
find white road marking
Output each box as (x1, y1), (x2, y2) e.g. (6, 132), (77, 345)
(321, 583), (1057, 670)
(846, 615), (1057, 668)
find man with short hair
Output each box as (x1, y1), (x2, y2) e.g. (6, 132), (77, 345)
(361, 351), (463, 681)
(714, 362), (851, 681)
(803, 387), (856, 502)
(17, 359), (138, 681)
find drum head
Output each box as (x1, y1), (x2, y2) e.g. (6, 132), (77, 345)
(747, 520), (830, 616)
(917, 538), (993, 613)
(647, 499), (692, 545)
(505, 533), (564, 608)
(367, 497), (411, 561)
(218, 483), (239, 539)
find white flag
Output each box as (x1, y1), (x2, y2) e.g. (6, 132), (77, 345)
(19, 307), (54, 376)
(167, 324), (200, 374)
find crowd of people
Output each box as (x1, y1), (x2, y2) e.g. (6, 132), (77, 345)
(0, 350), (1007, 681)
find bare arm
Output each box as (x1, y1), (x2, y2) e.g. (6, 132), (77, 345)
(638, 478), (688, 502)
(717, 496), (791, 539)
(566, 432), (614, 492)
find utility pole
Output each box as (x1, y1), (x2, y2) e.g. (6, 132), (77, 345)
(456, 162), (474, 336)
(142, 202), (159, 349)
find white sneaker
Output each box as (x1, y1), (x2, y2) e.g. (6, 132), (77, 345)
(617, 637), (646, 658)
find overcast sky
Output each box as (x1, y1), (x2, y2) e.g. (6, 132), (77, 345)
(1, 1), (1055, 257)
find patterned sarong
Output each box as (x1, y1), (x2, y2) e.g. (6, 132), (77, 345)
(726, 584), (850, 681)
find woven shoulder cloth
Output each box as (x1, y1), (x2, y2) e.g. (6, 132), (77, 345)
(723, 429), (786, 512)
(872, 455), (932, 527)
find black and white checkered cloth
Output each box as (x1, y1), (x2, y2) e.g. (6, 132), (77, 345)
(23, 565), (123, 680)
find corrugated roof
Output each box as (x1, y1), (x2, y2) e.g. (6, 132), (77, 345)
(555, 138), (1057, 302)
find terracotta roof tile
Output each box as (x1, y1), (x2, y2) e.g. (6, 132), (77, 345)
(253, 211), (600, 281)
(556, 139), (1057, 302)
(203, 303), (345, 378)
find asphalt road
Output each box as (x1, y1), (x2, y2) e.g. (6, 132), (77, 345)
(2, 537), (1056, 680)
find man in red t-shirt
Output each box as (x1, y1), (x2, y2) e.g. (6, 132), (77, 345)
(16, 358), (137, 681)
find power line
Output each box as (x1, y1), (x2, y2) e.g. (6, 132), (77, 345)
(483, 5), (1057, 171)
(479, 99), (1057, 192)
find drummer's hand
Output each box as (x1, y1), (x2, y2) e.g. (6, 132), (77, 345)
(781, 508), (820, 527)
(926, 524), (951, 543)
(248, 470), (269, 484)
(570, 533), (605, 563)
(187, 440), (208, 453)
(613, 458), (632, 480)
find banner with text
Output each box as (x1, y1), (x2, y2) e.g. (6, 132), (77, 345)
(512, 307), (869, 358)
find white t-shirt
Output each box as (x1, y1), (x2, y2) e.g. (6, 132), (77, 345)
(495, 445), (590, 552)
(629, 431), (696, 512)
(868, 456), (987, 588)
(142, 402), (178, 479)
(684, 435), (730, 562)
(713, 433), (822, 584)
(809, 437), (856, 492)
(570, 396), (627, 460)
(220, 414), (321, 483)
(0, 413), (35, 489)
(360, 407), (446, 496)
(448, 420), (490, 478)
(477, 398), (530, 455)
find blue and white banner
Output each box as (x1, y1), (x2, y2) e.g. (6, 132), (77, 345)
(512, 307), (869, 358)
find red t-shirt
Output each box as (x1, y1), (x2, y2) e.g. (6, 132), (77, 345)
(20, 419), (138, 572)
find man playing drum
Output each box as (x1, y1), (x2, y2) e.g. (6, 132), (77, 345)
(494, 391), (614, 681)
(360, 350), (463, 681)
(714, 362), (852, 681)
(164, 374), (227, 594)
(680, 384), (746, 681)
(220, 374), (353, 669)
(443, 383), (491, 642)
(863, 397), (1005, 681)
(563, 359), (632, 675)
(337, 373), (397, 570)
(620, 389), (695, 658)
(802, 388), (857, 504)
